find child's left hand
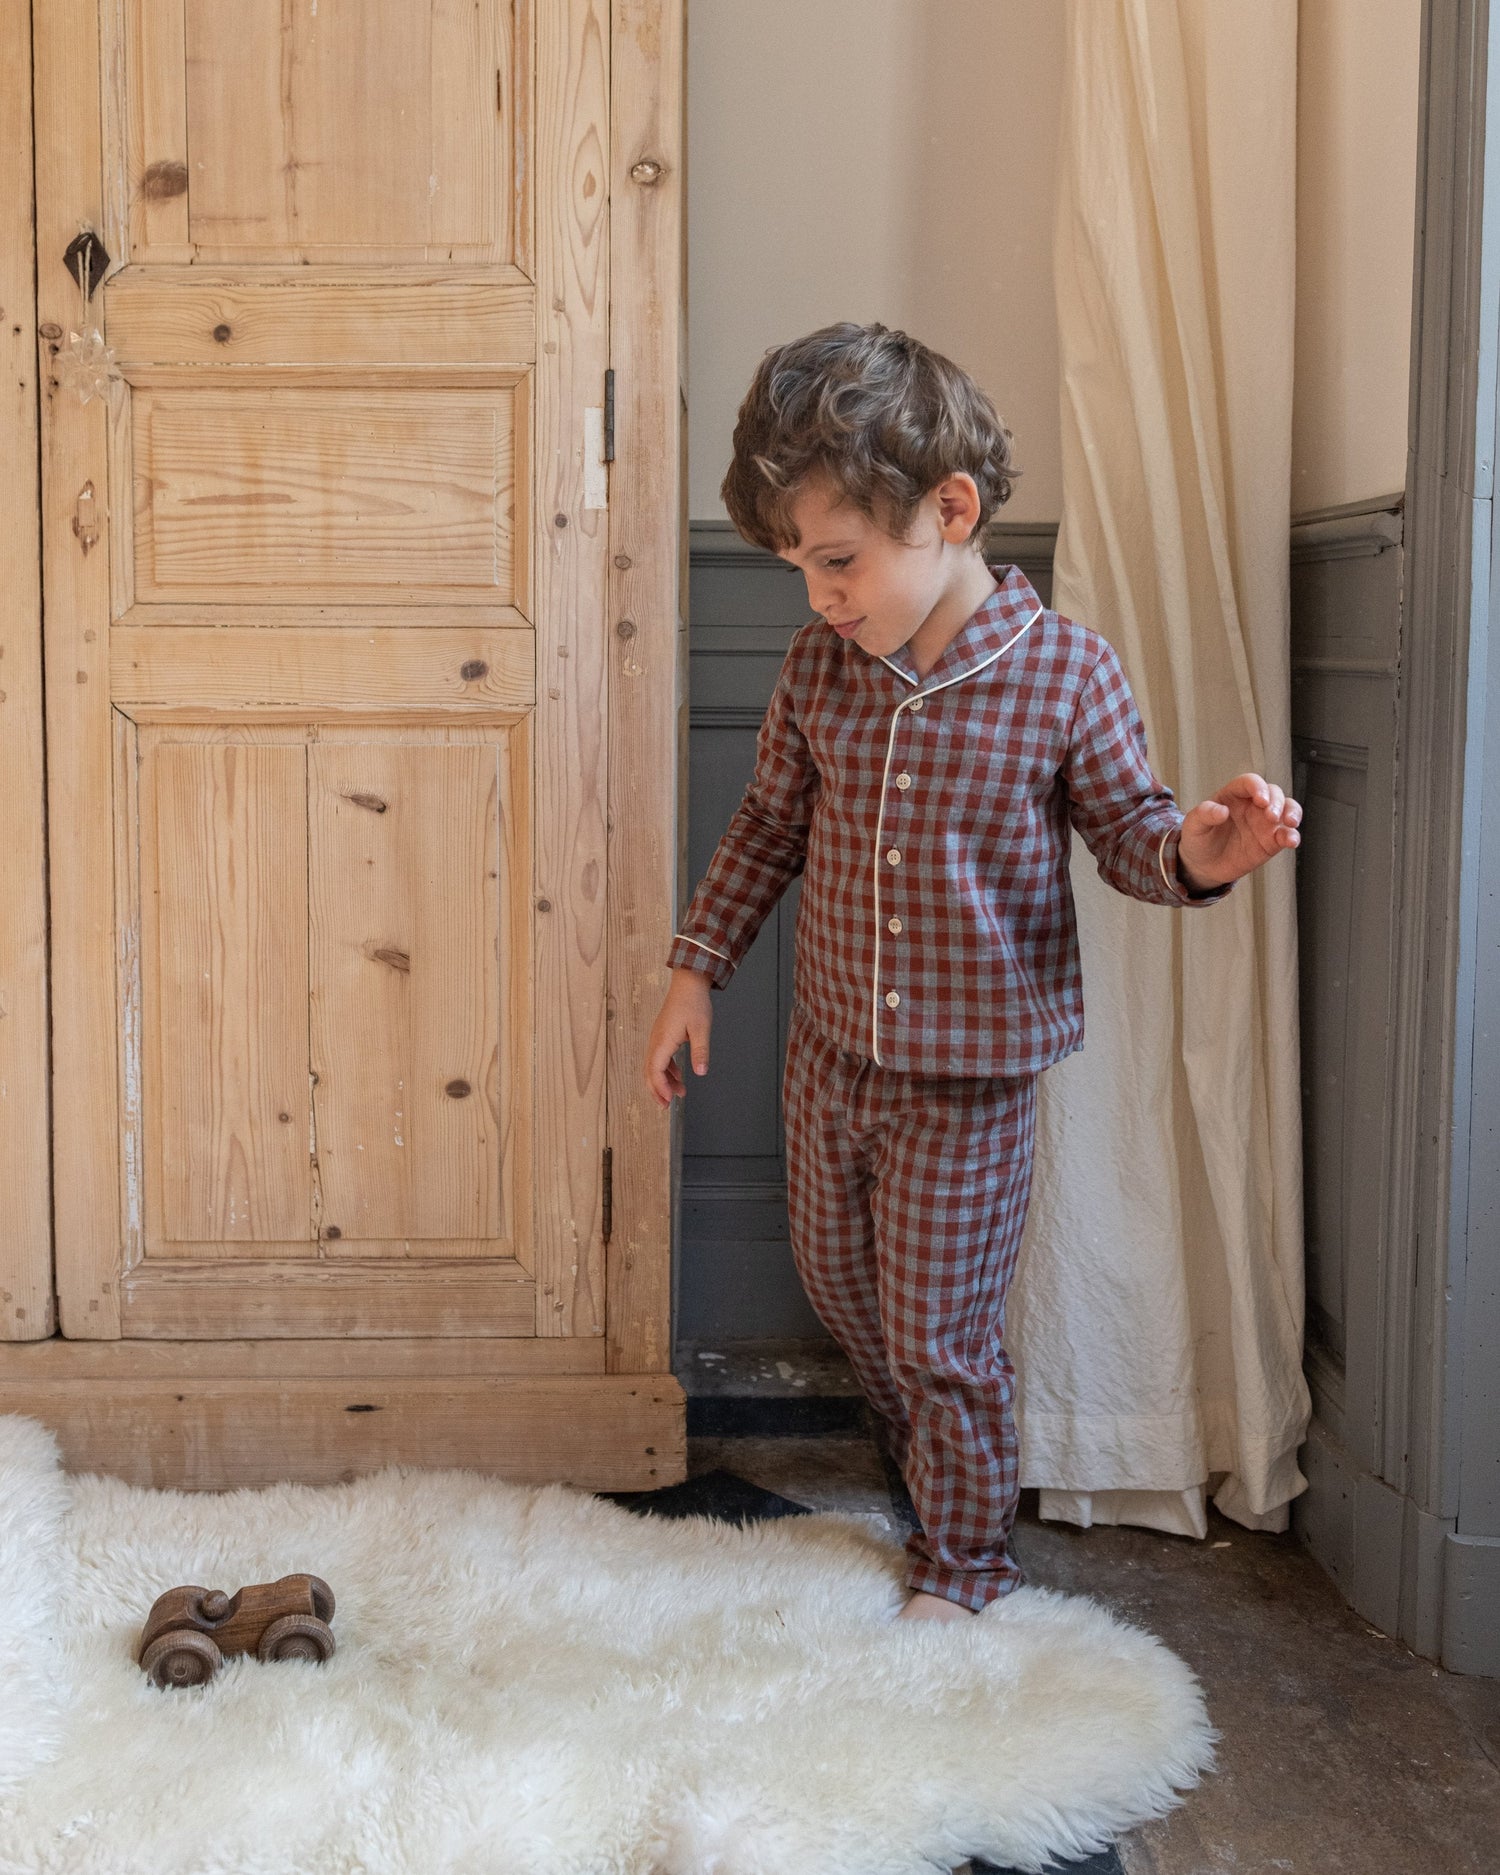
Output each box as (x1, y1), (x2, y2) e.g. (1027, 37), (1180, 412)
(1176, 772), (1302, 893)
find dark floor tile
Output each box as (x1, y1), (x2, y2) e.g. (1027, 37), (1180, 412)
(685, 1393), (870, 1439)
(603, 1466), (813, 1525)
(972, 1853), (1122, 1875)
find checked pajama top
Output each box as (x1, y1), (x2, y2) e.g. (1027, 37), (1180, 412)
(667, 563), (1230, 1073)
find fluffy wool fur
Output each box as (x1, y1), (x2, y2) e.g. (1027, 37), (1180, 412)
(0, 1413), (1214, 1874)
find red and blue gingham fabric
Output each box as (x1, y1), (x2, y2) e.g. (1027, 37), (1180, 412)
(782, 1005), (1037, 1607)
(667, 563), (1229, 1075)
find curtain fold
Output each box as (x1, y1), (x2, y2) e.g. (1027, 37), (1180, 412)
(1011, 0), (1310, 1535)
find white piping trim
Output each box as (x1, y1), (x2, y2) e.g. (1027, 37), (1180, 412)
(1158, 828), (1221, 903)
(673, 934), (731, 963)
(877, 653), (919, 688)
(870, 703), (909, 1062)
(1157, 830), (1182, 899)
(868, 607), (1041, 1062)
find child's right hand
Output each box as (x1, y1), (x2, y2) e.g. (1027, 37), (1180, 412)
(643, 968), (714, 1108)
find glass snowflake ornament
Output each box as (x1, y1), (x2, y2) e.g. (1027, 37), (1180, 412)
(53, 324), (120, 406)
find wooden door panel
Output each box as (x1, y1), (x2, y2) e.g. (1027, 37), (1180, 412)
(103, 278), (537, 369)
(141, 739), (313, 1251)
(113, 629), (535, 719)
(124, 0), (524, 265)
(125, 725), (532, 1299)
(119, 1261), (537, 1341)
(308, 734), (531, 1258)
(127, 380), (527, 608)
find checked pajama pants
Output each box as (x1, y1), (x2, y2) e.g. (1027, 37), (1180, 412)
(782, 1005), (1038, 1609)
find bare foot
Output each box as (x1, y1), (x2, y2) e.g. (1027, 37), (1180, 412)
(896, 1590), (976, 1623)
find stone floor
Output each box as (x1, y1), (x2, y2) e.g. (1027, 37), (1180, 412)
(677, 1341), (1500, 1875)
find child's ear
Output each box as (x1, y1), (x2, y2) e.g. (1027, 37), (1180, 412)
(934, 473), (982, 543)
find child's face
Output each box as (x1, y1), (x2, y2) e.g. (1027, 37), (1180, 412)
(774, 474), (985, 662)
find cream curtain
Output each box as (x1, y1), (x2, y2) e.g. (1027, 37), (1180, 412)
(1010, 0), (1311, 1536)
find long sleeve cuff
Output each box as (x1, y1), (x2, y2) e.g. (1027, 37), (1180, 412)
(1158, 825), (1234, 905)
(665, 932), (737, 990)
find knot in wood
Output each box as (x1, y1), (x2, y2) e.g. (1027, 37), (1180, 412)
(142, 160), (189, 200)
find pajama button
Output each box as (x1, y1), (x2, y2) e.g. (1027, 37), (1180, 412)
(886, 848), (901, 866)
(908, 698), (923, 711)
(888, 916), (902, 934)
(895, 772), (912, 789)
(885, 990), (901, 1008)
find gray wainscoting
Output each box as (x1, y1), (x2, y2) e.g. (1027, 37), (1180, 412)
(678, 521), (1056, 1343)
(1286, 497), (1410, 1618)
(1289, 499), (1403, 1456)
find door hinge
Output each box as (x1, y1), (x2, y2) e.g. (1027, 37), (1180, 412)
(603, 367), (616, 462)
(601, 1145), (614, 1244)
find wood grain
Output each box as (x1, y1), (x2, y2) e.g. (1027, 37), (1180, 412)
(123, 0), (189, 257)
(606, 0), (685, 1373)
(0, 1372), (685, 1490)
(308, 740), (507, 1247)
(37, 0), (122, 1336)
(0, 0), (54, 1338)
(0, 1336), (606, 1379)
(132, 383), (519, 603)
(119, 1261), (537, 1340)
(164, 0), (512, 262)
(112, 629), (534, 721)
(105, 276), (537, 365)
(531, 0), (611, 1338)
(143, 741), (312, 1247)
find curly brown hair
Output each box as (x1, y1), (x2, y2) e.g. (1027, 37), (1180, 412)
(719, 322), (1022, 555)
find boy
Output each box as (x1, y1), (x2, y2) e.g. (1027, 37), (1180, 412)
(644, 324), (1301, 1623)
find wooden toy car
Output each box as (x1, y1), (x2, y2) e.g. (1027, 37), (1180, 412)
(138, 1573), (336, 1689)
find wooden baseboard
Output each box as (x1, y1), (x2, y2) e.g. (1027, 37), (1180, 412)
(0, 1352), (686, 1492)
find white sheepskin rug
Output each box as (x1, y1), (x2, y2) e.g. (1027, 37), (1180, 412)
(0, 1413), (1214, 1874)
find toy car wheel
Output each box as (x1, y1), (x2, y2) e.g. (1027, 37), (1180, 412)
(141, 1627), (223, 1690)
(257, 1613), (336, 1665)
(307, 1575), (335, 1622)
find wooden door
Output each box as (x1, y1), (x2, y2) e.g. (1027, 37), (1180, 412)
(27, 0), (680, 1388)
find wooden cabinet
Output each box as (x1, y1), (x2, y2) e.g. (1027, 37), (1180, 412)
(0, 0), (686, 1491)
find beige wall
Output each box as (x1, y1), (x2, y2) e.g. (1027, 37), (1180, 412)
(687, 0), (1065, 524)
(688, 2), (1422, 529)
(1292, 0), (1422, 516)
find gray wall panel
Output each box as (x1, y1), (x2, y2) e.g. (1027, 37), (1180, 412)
(1289, 501), (1404, 1526)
